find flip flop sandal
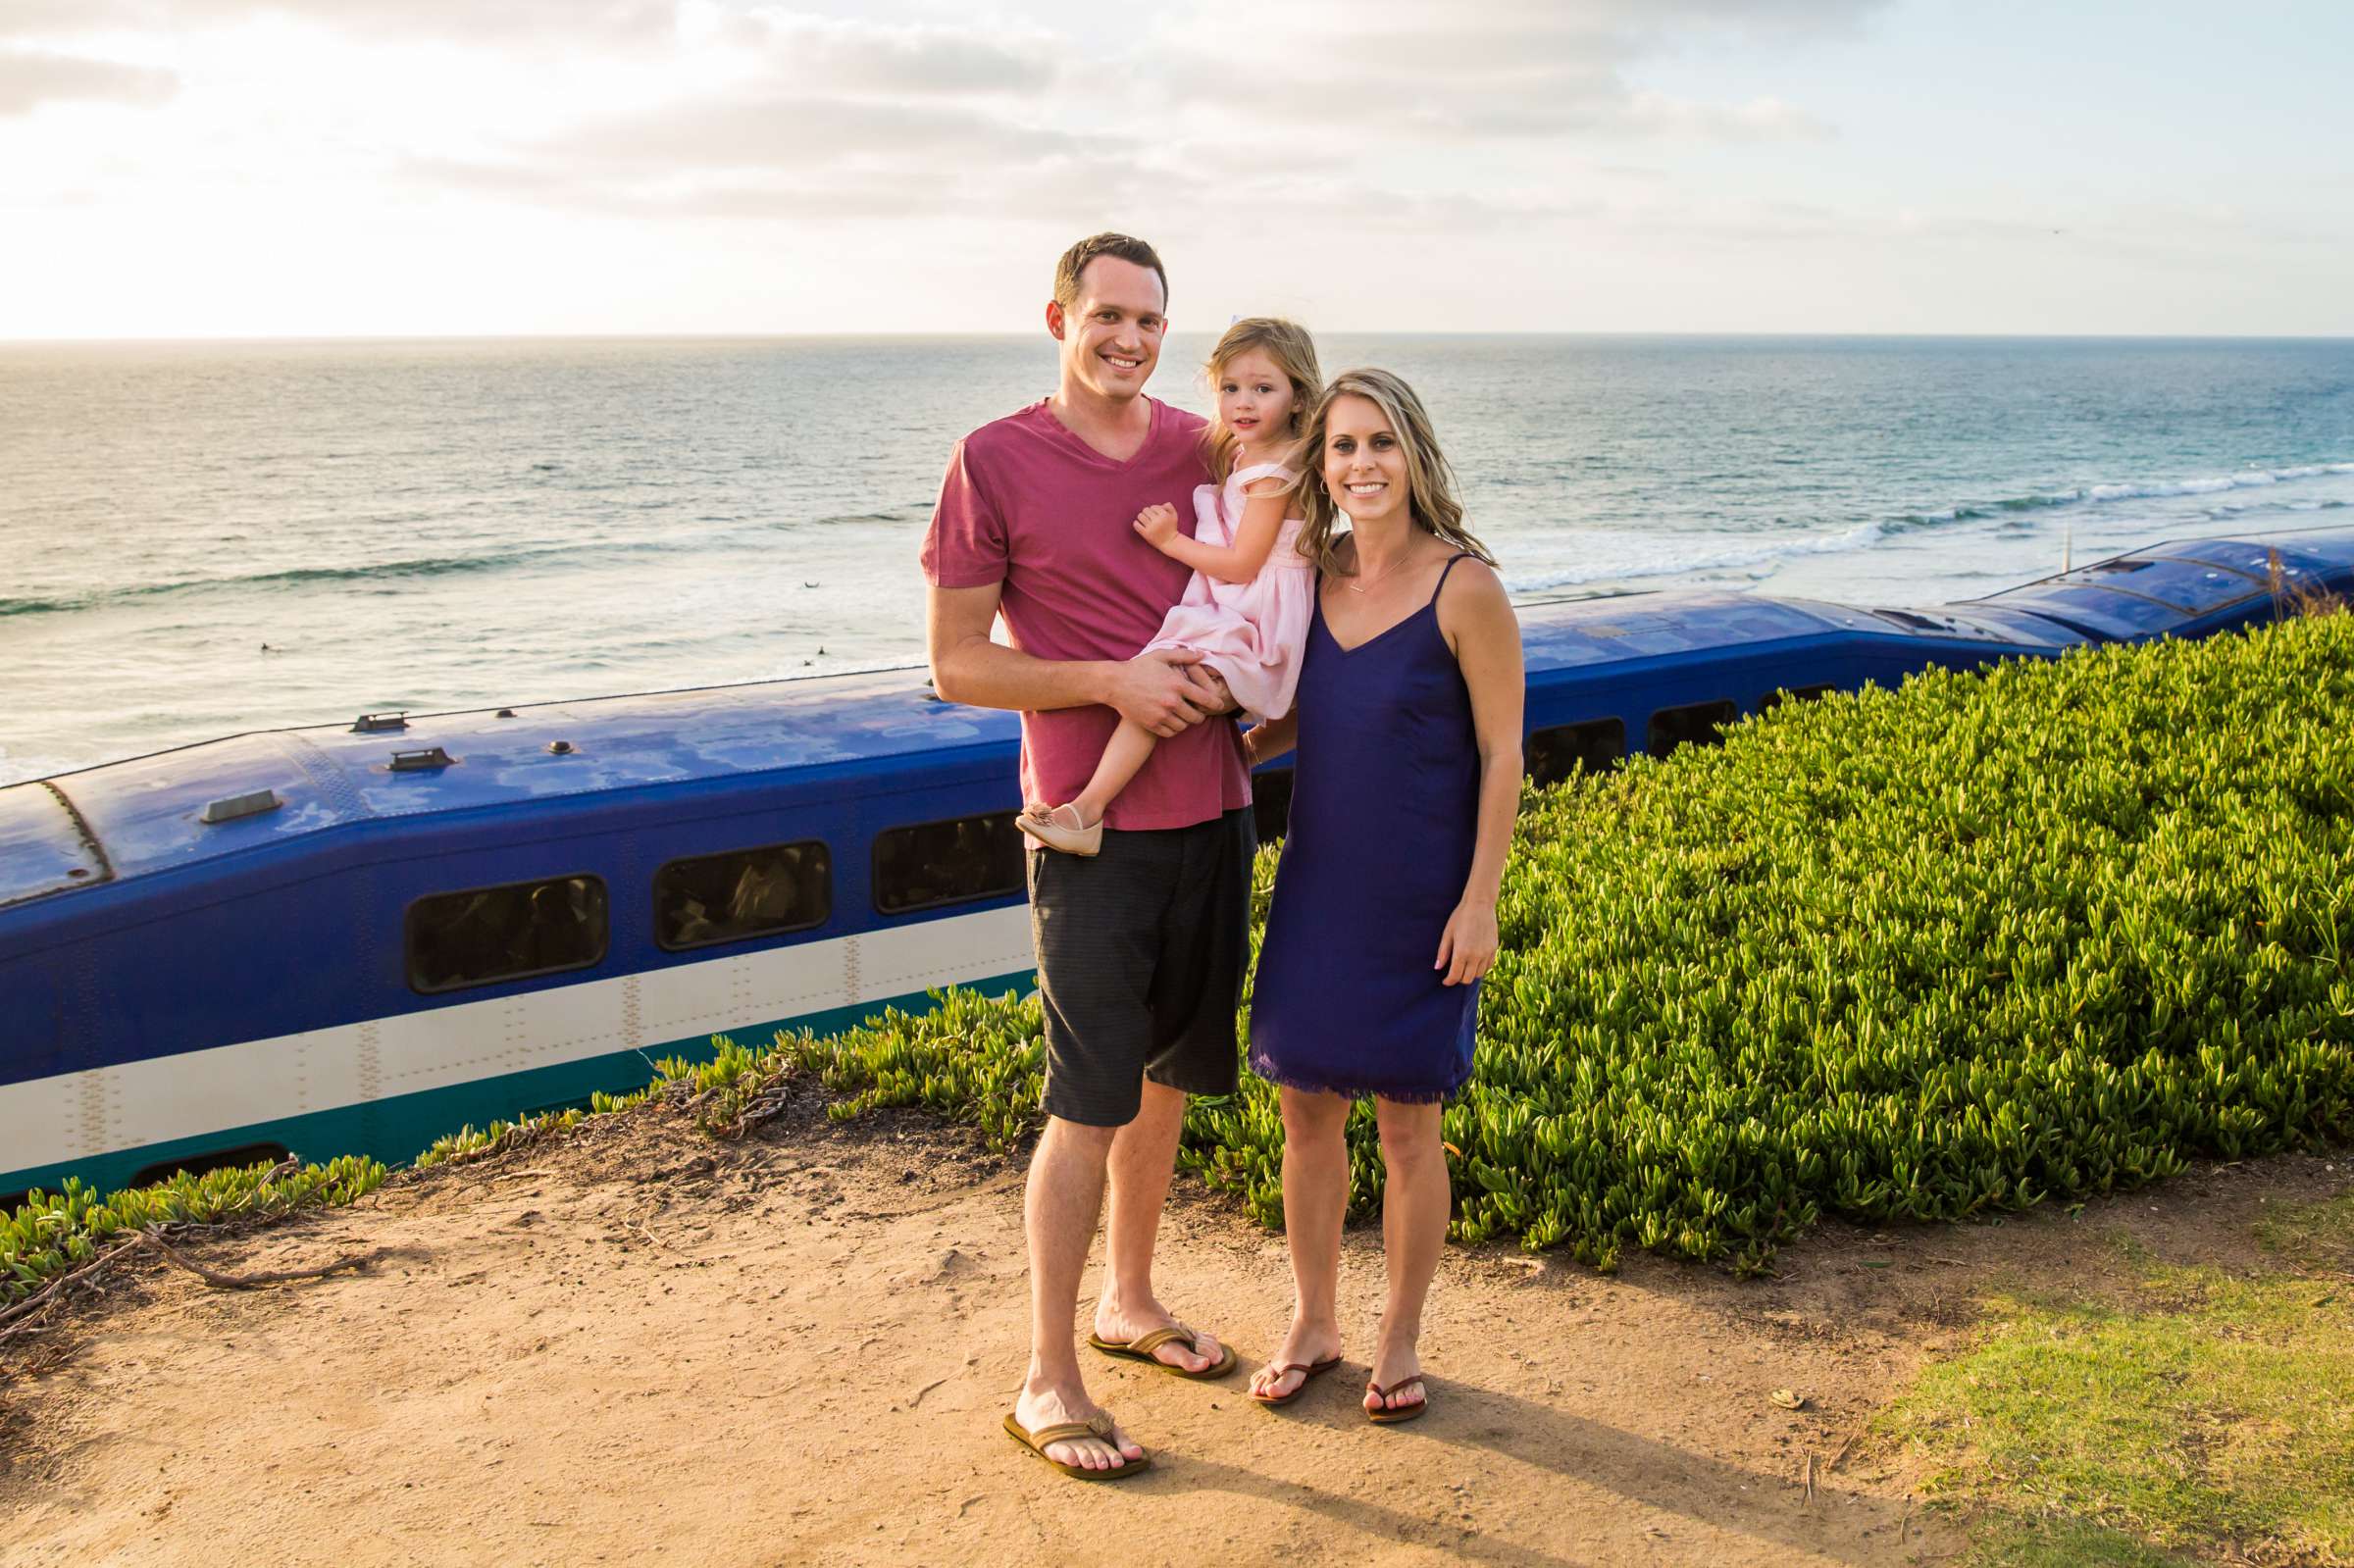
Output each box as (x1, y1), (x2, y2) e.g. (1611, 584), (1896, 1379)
(1250, 1355), (1343, 1408)
(1088, 1325), (1239, 1381)
(1365, 1376), (1428, 1425)
(1001, 1411), (1151, 1481)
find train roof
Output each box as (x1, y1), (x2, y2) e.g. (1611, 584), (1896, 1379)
(7, 524), (2351, 912)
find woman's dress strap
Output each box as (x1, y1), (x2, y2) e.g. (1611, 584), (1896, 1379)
(1428, 550), (1475, 606)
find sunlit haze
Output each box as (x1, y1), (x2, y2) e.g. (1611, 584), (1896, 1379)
(3, 0), (2350, 338)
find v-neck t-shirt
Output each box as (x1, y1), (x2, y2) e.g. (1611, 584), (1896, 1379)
(922, 397), (1250, 831)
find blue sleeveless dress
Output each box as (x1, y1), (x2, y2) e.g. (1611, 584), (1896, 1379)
(1249, 554), (1481, 1101)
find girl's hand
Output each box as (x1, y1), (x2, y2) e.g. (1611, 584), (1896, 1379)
(1434, 899), (1498, 986)
(1134, 503), (1180, 551)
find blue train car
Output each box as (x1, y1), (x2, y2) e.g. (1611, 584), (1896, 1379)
(4, 527), (2348, 1203)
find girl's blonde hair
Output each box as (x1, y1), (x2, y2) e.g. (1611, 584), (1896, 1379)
(1297, 367), (1495, 578)
(1203, 318), (1323, 483)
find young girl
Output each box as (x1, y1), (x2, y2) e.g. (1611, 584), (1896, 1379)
(1018, 318), (1323, 856)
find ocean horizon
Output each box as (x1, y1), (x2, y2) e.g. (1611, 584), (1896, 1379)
(6, 331), (2352, 786)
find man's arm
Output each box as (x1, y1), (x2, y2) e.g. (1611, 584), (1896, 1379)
(926, 581), (1222, 738)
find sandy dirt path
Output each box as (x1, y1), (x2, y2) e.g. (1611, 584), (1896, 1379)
(4, 1098), (2344, 1567)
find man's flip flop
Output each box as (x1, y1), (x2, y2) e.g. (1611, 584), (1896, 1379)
(1001, 1411), (1151, 1481)
(1366, 1376), (1428, 1425)
(1087, 1325), (1239, 1381)
(1250, 1355), (1342, 1408)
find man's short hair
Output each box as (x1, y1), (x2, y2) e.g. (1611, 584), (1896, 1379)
(1052, 233), (1169, 314)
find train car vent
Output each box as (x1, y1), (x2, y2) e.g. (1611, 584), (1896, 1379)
(546, 739), (575, 755)
(495, 707), (517, 718)
(352, 711), (408, 733)
(388, 746), (458, 772)
(198, 788), (282, 825)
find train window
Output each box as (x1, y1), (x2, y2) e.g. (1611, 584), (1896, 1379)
(1524, 719), (1625, 785)
(1252, 768), (1295, 843)
(873, 811), (1026, 914)
(1757, 683), (1837, 713)
(407, 873), (607, 993)
(128, 1140), (292, 1189)
(655, 840), (830, 951)
(1648, 699), (1739, 757)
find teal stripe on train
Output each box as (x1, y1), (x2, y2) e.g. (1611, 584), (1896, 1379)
(0, 972), (1037, 1200)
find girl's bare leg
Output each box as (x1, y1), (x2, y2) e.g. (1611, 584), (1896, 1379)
(1249, 1087), (1350, 1401)
(1062, 716), (1159, 827)
(1366, 1096), (1447, 1414)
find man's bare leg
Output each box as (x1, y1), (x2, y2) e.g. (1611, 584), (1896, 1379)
(1013, 1115), (1144, 1472)
(1091, 1079), (1222, 1373)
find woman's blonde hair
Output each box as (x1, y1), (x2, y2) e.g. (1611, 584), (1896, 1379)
(1203, 318), (1322, 483)
(1297, 367), (1494, 577)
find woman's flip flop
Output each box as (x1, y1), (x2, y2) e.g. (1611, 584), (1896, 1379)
(1250, 1355), (1343, 1408)
(1087, 1325), (1239, 1381)
(1365, 1376), (1428, 1425)
(1000, 1411), (1151, 1481)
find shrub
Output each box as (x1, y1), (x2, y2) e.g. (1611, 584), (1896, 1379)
(757, 613), (2354, 1270)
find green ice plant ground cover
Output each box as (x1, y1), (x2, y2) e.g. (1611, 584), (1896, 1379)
(8, 612), (2353, 1308)
(693, 610), (2354, 1272)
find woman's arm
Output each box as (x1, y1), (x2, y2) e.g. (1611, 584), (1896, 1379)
(1243, 707), (1299, 767)
(1135, 479), (1293, 583)
(1433, 560), (1524, 986)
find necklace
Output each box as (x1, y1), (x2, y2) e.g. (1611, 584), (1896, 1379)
(1345, 542), (1421, 593)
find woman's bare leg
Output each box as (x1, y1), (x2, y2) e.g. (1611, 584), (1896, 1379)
(1249, 1087), (1351, 1401)
(1366, 1096), (1447, 1414)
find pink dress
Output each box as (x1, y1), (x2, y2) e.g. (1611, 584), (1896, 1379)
(1143, 461), (1314, 722)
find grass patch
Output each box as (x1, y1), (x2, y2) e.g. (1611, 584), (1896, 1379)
(1886, 1198), (2354, 1566)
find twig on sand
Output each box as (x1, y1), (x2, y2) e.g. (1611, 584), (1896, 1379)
(1828, 1428), (1862, 1472)
(136, 1227), (381, 1290)
(1804, 1451), (1817, 1503)
(0, 1236), (146, 1343)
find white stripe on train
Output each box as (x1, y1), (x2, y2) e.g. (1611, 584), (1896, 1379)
(3, 903), (1034, 1173)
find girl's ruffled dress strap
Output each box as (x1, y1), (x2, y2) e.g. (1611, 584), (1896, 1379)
(1228, 460), (1300, 490)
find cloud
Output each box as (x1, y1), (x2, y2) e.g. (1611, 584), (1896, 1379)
(0, 0), (679, 51)
(0, 49), (177, 115)
(732, 11), (1057, 96)
(1145, 0), (1874, 142)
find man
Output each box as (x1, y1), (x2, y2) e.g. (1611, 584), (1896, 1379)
(923, 233), (1254, 1478)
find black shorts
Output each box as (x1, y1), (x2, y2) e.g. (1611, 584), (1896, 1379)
(1027, 808), (1254, 1127)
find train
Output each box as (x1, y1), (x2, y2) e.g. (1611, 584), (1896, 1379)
(5, 525), (2350, 1206)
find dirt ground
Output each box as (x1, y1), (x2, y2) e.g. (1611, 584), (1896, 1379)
(3, 1093), (2345, 1568)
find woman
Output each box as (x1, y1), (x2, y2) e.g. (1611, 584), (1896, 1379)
(1241, 368), (1524, 1423)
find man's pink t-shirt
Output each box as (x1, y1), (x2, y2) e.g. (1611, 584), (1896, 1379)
(922, 396), (1251, 832)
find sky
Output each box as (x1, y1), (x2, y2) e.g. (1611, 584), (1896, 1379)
(2, 0), (2350, 339)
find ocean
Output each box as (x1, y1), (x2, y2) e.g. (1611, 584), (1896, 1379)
(4, 334), (2351, 786)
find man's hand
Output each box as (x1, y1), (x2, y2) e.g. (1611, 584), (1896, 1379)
(1107, 650), (1215, 737)
(1186, 664), (1238, 716)
(1133, 503), (1180, 552)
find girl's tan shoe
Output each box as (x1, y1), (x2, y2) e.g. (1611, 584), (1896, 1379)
(1020, 803), (1102, 856)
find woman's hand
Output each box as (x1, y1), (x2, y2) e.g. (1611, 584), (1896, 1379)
(1434, 899), (1498, 986)
(1133, 503), (1180, 551)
